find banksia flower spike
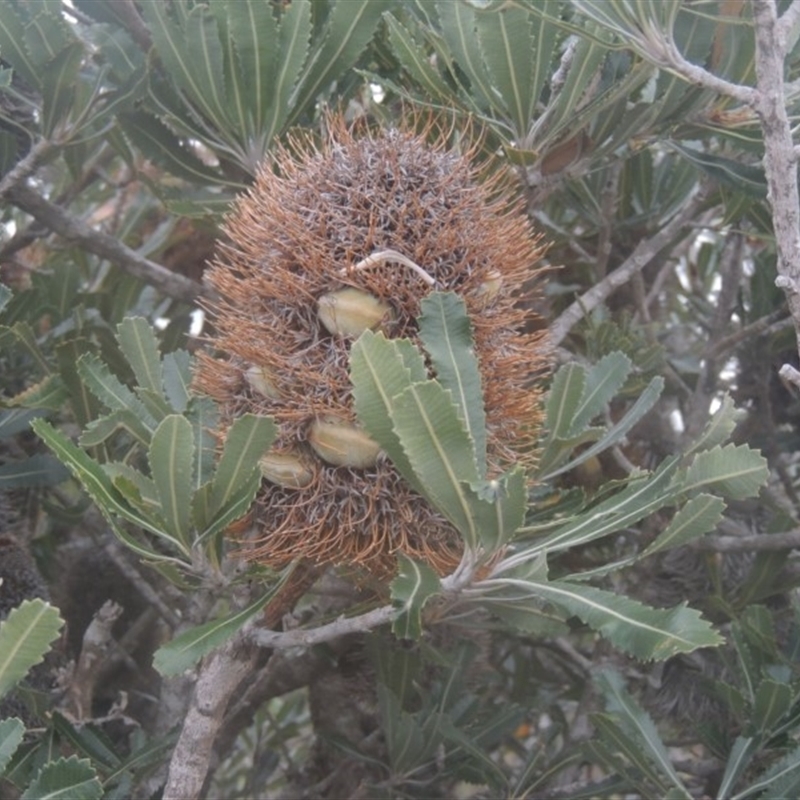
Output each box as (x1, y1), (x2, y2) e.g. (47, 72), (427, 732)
(195, 117), (549, 575)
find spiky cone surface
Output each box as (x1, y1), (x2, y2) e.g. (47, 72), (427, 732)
(195, 117), (550, 575)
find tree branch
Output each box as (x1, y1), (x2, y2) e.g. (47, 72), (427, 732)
(752, 0), (800, 370)
(693, 530), (800, 552)
(250, 604), (396, 649)
(163, 632), (257, 800)
(6, 183), (206, 305)
(549, 186), (711, 346)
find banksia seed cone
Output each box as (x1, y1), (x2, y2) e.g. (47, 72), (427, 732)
(195, 117), (549, 574)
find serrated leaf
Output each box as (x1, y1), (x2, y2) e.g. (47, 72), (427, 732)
(0, 600), (63, 700)
(21, 755), (102, 800)
(391, 554), (442, 640)
(13, 374), (70, 410)
(351, 331), (427, 495)
(595, 669), (691, 797)
(683, 443), (769, 499)
(480, 577), (722, 660)
(197, 469), (260, 544)
(117, 111), (226, 184)
(385, 13), (451, 101)
(0, 718), (25, 774)
(568, 351), (632, 435)
(590, 714), (674, 796)
(753, 679), (793, 733)
(41, 41), (83, 138)
(432, 2), (495, 113)
(116, 318), (164, 396)
(287, 0), (389, 124)
(685, 393), (741, 454)
(31, 419), (192, 560)
(542, 375), (664, 481)
(534, 456), (681, 556)
(77, 353), (156, 430)
(748, 744), (800, 799)
(266, 0), (312, 145)
(545, 362), (587, 439)
(0, 2), (39, 89)
(149, 415), (195, 545)
(153, 573), (293, 676)
(469, 467), (528, 550)
(0, 454), (69, 489)
(209, 414), (277, 515)
(419, 292), (487, 475)
(716, 735), (758, 800)
(392, 380), (482, 548)
(669, 141), (767, 198)
(104, 462), (159, 510)
(641, 494), (725, 558)
(378, 683), (431, 774)
(162, 350), (192, 412)
(475, 3), (550, 137)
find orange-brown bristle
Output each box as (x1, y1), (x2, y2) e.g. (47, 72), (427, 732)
(195, 116), (550, 575)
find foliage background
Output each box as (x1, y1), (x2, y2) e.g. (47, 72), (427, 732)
(2, 0), (800, 798)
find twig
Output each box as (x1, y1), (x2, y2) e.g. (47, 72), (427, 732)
(693, 530), (800, 552)
(0, 139), (54, 199)
(6, 183), (206, 304)
(60, 600), (123, 721)
(549, 186), (711, 346)
(250, 604), (395, 649)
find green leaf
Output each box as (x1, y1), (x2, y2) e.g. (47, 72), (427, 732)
(266, 0), (312, 145)
(21, 755), (102, 800)
(393, 380), (481, 548)
(391, 553), (442, 640)
(470, 467), (528, 550)
(0, 2), (39, 89)
(595, 669), (691, 797)
(683, 443), (769, 499)
(641, 494), (726, 558)
(78, 409), (153, 448)
(384, 13), (451, 101)
(149, 415), (195, 546)
(475, 3), (550, 137)
(480, 577), (722, 660)
(545, 362), (587, 440)
(117, 111), (226, 184)
(716, 736), (758, 800)
(0, 454), (69, 489)
(40, 41), (83, 139)
(153, 574), (293, 676)
(590, 714), (674, 796)
(0, 600), (63, 700)
(0, 718), (25, 774)
(287, 0), (389, 125)
(115, 318), (164, 397)
(753, 679), (793, 733)
(76, 353), (156, 430)
(419, 292), (487, 475)
(209, 414), (277, 516)
(162, 350), (192, 413)
(31, 419), (192, 560)
(748, 744), (800, 799)
(568, 352), (632, 435)
(536, 456), (681, 556)
(669, 142), (767, 199)
(351, 330), (427, 495)
(685, 393), (742, 454)
(541, 375), (664, 481)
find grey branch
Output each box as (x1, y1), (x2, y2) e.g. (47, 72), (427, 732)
(549, 187), (710, 346)
(162, 632), (257, 800)
(250, 604), (396, 649)
(6, 183), (206, 305)
(751, 0), (800, 364)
